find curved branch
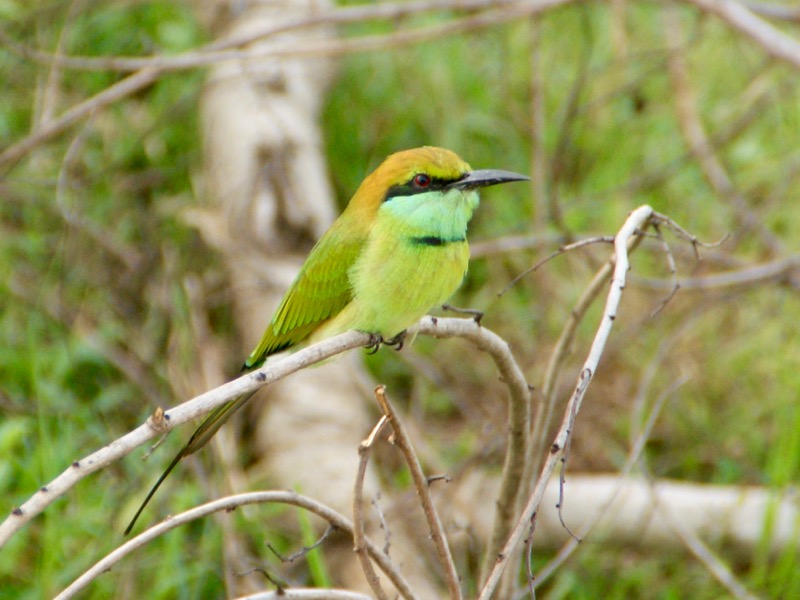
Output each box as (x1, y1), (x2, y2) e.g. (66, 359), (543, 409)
(54, 491), (414, 600)
(478, 205), (656, 599)
(373, 386), (462, 600)
(414, 316), (532, 575)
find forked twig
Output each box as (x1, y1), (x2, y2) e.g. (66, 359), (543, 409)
(499, 236), (615, 297)
(373, 386), (463, 600)
(479, 205), (655, 599)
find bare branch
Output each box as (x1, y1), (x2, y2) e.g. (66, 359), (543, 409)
(413, 317), (532, 576)
(635, 254), (800, 291)
(0, 68), (161, 172)
(373, 386), (462, 600)
(353, 416), (391, 600)
(498, 236), (615, 297)
(478, 205), (656, 599)
(53, 491), (413, 600)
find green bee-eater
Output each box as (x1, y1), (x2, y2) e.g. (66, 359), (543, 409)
(125, 146), (528, 534)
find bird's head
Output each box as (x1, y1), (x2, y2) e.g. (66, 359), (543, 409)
(346, 146), (529, 219)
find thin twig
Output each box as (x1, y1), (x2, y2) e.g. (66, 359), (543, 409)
(0, 0), (576, 73)
(53, 490), (414, 600)
(499, 236), (615, 296)
(555, 396), (581, 543)
(374, 386), (463, 600)
(634, 254), (800, 291)
(648, 223), (681, 318)
(267, 525), (337, 563)
(353, 416), (391, 600)
(654, 491), (760, 600)
(516, 375), (687, 596)
(0, 68), (161, 172)
(478, 205), (655, 600)
(412, 318), (531, 581)
(370, 494), (392, 556)
(523, 513), (538, 600)
(529, 15), (548, 230)
(526, 230), (644, 490)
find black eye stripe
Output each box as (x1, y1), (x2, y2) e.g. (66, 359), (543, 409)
(384, 174), (461, 202)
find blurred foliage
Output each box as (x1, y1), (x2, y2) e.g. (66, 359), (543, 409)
(1, 0), (799, 598)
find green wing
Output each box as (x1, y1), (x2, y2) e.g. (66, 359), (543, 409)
(124, 218), (367, 535)
(244, 218), (366, 368)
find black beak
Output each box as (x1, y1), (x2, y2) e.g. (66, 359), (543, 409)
(446, 169), (530, 191)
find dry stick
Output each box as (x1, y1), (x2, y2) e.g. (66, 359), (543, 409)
(53, 491), (415, 600)
(513, 384), (687, 599)
(647, 223), (681, 318)
(742, 1), (800, 22)
(518, 212), (723, 592)
(412, 318), (531, 583)
(373, 386), (463, 600)
(524, 232), (643, 495)
(499, 236), (615, 296)
(353, 416), (392, 600)
(1, 0), (576, 73)
(0, 0), (577, 71)
(0, 67), (161, 171)
(523, 374), (689, 595)
(0, 329), (371, 548)
(523, 513), (538, 600)
(635, 254), (800, 291)
(478, 205), (655, 600)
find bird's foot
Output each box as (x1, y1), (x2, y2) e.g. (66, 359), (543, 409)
(442, 304), (484, 325)
(384, 330), (407, 351)
(365, 333), (384, 355)
(365, 330), (407, 354)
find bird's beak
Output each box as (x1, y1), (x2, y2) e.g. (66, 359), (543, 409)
(446, 169), (530, 191)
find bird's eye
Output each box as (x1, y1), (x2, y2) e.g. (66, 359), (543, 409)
(413, 173), (431, 188)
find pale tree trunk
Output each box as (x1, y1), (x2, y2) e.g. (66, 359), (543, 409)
(189, 1), (441, 596)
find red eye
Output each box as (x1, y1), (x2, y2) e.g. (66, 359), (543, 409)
(413, 173), (431, 188)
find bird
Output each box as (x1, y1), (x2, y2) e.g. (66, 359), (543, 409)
(124, 146), (529, 534)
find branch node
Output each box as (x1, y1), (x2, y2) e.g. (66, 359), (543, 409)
(146, 406), (169, 432)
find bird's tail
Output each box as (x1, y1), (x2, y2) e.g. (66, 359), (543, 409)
(124, 389), (256, 535)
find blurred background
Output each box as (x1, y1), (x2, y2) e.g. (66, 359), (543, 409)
(1, 0), (798, 598)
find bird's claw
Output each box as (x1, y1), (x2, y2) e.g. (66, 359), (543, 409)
(365, 333), (383, 355)
(364, 330), (407, 354)
(384, 330), (407, 351)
